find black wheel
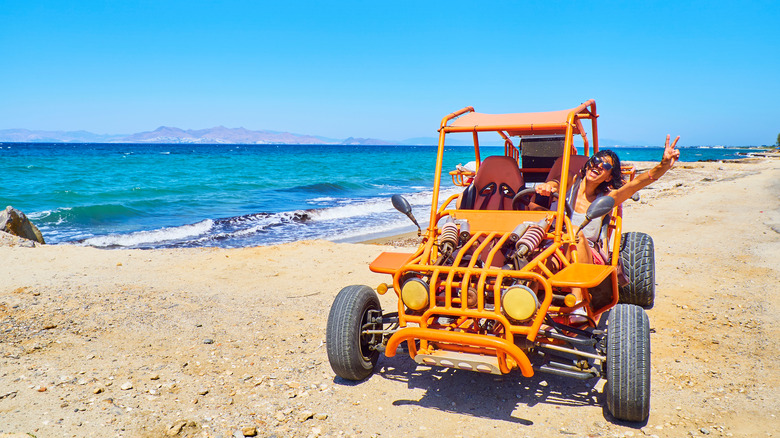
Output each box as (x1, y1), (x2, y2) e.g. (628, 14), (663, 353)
(605, 304), (651, 422)
(618, 232), (655, 309)
(326, 285), (382, 381)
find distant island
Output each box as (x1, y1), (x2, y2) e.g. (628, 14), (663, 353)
(0, 126), (678, 147)
(0, 126), (405, 145)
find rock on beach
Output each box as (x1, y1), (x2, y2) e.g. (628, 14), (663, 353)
(0, 206), (45, 245)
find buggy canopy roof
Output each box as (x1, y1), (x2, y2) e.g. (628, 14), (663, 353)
(442, 100), (595, 137)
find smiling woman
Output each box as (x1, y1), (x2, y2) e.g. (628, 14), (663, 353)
(536, 135), (681, 228)
(533, 135), (681, 301)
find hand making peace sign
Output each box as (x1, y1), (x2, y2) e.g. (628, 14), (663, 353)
(662, 134), (681, 167)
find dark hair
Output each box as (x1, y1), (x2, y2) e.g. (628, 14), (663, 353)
(579, 149), (624, 194)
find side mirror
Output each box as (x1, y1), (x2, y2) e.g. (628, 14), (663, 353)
(586, 195), (615, 221)
(575, 195), (615, 236)
(391, 194), (412, 215)
(391, 194), (421, 236)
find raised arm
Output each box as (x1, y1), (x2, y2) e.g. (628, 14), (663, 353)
(611, 135), (680, 205)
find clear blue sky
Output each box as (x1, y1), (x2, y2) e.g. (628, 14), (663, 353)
(1, 1), (777, 145)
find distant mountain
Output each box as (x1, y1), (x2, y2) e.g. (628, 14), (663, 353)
(0, 127), (642, 147)
(0, 126), (372, 145)
(0, 128), (124, 143)
(340, 137), (394, 145)
(121, 126), (330, 144)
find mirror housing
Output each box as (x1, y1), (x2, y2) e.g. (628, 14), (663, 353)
(391, 194), (421, 236)
(575, 195), (615, 237)
(391, 194), (412, 215)
(586, 195), (615, 221)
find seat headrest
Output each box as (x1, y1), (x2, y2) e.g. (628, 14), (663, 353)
(470, 156), (525, 210)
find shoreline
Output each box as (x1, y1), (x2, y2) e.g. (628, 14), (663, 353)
(1, 158), (774, 250)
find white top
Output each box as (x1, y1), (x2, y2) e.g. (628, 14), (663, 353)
(569, 210), (602, 243)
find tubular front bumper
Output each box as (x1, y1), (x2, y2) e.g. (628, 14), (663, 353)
(384, 327), (534, 377)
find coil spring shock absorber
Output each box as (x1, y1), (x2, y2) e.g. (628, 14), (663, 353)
(515, 217), (550, 257)
(508, 222), (531, 245)
(458, 221), (471, 244)
(436, 218), (459, 265)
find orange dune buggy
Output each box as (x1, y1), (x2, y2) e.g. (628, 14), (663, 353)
(326, 100), (656, 422)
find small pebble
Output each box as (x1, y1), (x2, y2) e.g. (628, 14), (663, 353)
(203, 339), (214, 344)
(166, 421), (185, 436)
(242, 426), (258, 436)
(120, 382), (133, 390)
(298, 410), (314, 422)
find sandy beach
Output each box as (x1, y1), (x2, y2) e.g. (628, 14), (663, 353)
(1, 157), (779, 437)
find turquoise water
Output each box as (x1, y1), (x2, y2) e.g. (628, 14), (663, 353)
(0, 143), (761, 248)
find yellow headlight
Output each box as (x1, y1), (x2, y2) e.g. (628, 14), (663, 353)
(502, 285), (540, 322)
(401, 278), (429, 311)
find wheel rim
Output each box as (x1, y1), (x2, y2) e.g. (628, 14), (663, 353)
(359, 306), (379, 361)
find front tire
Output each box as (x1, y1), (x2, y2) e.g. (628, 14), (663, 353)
(326, 285), (382, 381)
(605, 304), (651, 422)
(618, 232), (655, 309)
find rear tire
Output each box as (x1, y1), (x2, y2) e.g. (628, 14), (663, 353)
(326, 285), (382, 381)
(618, 232), (655, 309)
(605, 304), (651, 422)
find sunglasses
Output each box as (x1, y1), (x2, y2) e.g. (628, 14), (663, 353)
(590, 156), (613, 172)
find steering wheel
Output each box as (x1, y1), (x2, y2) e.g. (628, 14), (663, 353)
(512, 188), (537, 210)
(512, 188), (559, 210)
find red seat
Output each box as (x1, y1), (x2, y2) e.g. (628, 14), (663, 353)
(530, 154), (590, 209)
(460, 156), (525, 211)
(545, 154), (589, 185)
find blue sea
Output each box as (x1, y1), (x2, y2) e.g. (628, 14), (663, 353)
(0, 143), (762, 249)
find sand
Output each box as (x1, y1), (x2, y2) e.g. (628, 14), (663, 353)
(1, 158), (778, 438)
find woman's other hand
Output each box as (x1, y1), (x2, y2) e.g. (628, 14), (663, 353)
(663, 135), (681, 167)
